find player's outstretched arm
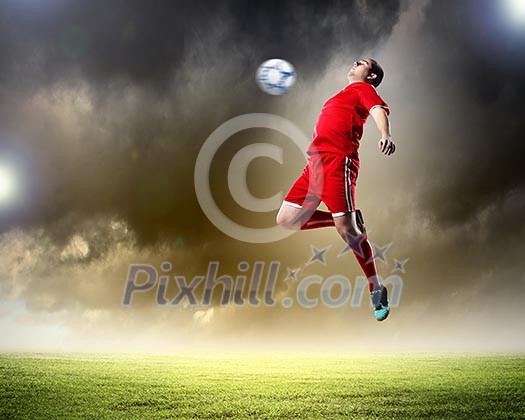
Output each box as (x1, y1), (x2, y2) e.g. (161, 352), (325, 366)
(371, 106), (395, 156)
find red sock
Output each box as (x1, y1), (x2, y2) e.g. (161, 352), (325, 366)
(351, 235), (381, 292)
(300, 210), (335, 230)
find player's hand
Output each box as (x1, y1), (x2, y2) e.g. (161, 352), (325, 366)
(378, 136), (396, 156)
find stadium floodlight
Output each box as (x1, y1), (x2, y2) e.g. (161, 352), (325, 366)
(505, 0), (525, 26)
(0, 165), (15, 203)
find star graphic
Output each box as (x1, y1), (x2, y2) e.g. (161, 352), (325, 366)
(368, 242), (393, 264)
(391, 258), (409, 273)
(285, 267), (300, 282)
(307, 245), (331, 266)
(338, 232), (366, 259)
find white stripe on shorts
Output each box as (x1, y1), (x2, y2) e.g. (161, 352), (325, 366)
(344, 157), (354, 212)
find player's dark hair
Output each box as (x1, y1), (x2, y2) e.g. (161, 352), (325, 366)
(368, 59), (384, 88)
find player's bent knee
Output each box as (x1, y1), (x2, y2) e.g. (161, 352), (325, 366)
(338, 226), (360, 239)
(276, 216), (301, 230)
(276, 205), (302, 230)
(334, 214), (361, 238)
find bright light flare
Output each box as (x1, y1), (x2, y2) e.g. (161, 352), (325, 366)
(505, 0), (525, 25)
(0, 166), (15, 203)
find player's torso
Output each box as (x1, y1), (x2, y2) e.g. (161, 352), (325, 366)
(310, 84), (370, 159)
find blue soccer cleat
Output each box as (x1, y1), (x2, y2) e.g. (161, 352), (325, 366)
(371, 285), (390, 321)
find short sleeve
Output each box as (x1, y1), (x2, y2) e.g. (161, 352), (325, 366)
(358, 83), (390, 116)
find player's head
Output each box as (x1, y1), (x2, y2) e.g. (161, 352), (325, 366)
(348, 58), (384, 87)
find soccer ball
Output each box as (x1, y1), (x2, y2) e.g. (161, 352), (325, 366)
(256, 58), (296, 95)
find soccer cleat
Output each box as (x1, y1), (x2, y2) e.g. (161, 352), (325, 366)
(370, 285), (390, 321)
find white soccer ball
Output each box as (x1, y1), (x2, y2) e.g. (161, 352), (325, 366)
(256, 58), (296, 95)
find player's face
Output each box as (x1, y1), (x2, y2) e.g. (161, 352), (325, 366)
(347, 59), (373, 81)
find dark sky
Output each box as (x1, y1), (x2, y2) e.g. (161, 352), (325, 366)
(0, 0), (524, 351)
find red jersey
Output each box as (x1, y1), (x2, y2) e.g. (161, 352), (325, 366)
(307, 81), (389, 168)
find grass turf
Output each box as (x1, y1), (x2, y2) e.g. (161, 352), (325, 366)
(1, 353), (523, 419)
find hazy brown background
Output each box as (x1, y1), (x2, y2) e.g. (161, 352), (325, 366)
(0, 0), (524, 352)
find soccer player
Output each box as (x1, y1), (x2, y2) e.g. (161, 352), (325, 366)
(276, 58), (395, 321)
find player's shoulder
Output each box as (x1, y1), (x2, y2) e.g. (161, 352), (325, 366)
(350, 82), (387, 102)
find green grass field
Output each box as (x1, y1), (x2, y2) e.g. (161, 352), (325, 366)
(1, 353), (523, 419)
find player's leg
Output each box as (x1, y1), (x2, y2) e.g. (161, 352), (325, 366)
(333, 211), (381, 292)
(333, 211), (389, 321)
(277, 201), (336, 230)
(299, 209), (335, 230)
(322, 155), (381, 291)
(276, 201), (303, 230)
(276, 201), (329, 230)
(321, 154), (389, 321)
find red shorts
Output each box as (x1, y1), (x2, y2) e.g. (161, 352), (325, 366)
(284, 153), (358, 216)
